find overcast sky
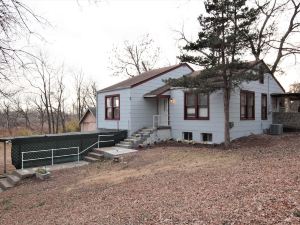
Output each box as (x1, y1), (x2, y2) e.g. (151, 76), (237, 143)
(25, 0), (300, 91)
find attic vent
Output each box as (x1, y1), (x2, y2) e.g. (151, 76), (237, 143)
(270, 124), (283, 135)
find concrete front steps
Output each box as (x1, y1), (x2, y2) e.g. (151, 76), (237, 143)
(83, 148), (104, 162)
(116, 128), (155, 149)
(0, 169), (35, 192)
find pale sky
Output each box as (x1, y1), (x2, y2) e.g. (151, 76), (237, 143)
(25, 0), (300, 91)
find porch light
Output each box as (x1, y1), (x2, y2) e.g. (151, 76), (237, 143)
(170, 98), (176, 104)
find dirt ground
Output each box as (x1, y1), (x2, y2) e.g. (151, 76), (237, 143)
(0, 133), (300, 225)
(0, 143), (14, 176)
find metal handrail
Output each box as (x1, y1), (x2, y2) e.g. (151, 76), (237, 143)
(21, 134), (117, 169)
(22, 147), (79, 170)
(97, 134), (115, 148)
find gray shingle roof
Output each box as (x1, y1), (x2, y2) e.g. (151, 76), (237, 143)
(98, 63), (193, 93)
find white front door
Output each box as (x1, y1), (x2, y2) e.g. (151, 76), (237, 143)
(158, 98), (169, 126)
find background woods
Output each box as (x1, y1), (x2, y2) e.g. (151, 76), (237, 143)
(0, 54), (98, 136)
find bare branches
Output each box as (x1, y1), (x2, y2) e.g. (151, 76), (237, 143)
(72, 71), (97, 121)
(289, 82), (300, 92)
(0, 0), (44, 97)
(109, 34), (161, 77)
(249, 0), (300, 74)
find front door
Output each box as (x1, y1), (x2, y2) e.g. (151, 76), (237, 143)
(158, 98), (169, 126)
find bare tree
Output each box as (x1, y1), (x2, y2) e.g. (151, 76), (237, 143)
(109, 34), (161, 77)
(248, 0), (300, 74)
(73, 71), (85, 121)
(72, 71), (98, 121)
(14, 97), (32, 130)
(32, 96), (46, 133)
(0, 0), (43, 97)
(0, 101), (12, 134)
(86, 81), (97, 108)
(25, 53), (56, 133)
(53, 71), (67, 133)
(290, 82), (300, 92)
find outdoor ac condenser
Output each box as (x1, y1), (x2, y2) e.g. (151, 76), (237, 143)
(270, 124), (283, 135)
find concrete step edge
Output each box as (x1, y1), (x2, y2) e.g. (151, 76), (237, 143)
(115, 144), (132, 149)
(88, 152), (104, 159)
(13, 169), (35, 179)
(6, 174), (21, 185)
(0, 179), (14, 190)
(84, 156), (99, 162)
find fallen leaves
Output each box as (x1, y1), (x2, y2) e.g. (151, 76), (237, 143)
(0, 133), (300, 224)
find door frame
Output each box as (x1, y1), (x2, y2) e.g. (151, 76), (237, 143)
(157, 95), (170, 126)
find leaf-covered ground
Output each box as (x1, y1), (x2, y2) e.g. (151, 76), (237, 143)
(0, 133), (300, 224)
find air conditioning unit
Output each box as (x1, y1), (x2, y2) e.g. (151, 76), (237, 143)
(270, 124), (283, 135)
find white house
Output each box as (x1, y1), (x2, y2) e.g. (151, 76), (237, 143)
(96, 61), (285, 145)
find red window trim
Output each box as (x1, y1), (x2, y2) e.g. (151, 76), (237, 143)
(105, 94), (120, 120)
(261, 93), (268, 120)
(240, 90), (255, 120)
(184, 92), (209, 120)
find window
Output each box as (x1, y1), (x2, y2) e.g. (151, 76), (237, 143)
(202, 133), (212, 142)
(240, 91), (255, 120)
(183, 132), (193, 141)
(261, 94), (267, 120)
(185, 93), (196, 118)
(184, 93), (209, 120)
(105, 95), (120, 120)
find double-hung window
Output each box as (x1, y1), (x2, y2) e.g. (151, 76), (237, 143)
(184, 93), (209, 120)
(105, 95), (120, 120)
(240, 91), (255, 120)
(261, 94), (267, 120)
(185, 93), (196, 118)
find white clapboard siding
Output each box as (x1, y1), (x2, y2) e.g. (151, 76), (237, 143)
(97, 88), (131, 132)
(130, 65), (193, 134)
(229, 73), (284, 140)
(169, 73), (284, 144)
(97, 65), (284, 143)
(97, 64), (193, 135)
(170, 89), (225, 144)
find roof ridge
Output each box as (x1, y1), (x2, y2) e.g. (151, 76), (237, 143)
(98, 63), (193, 93)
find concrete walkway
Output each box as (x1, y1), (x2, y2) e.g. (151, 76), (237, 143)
(30, 161), (89, 172)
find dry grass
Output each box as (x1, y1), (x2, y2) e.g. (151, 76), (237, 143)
(0, 133), (300, 224)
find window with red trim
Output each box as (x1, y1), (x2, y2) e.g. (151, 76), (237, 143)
(184, 93), (209, 120)
(240, 91), (255, 120)
(105, 95), (120, 120)
(261, 94), (267, 120)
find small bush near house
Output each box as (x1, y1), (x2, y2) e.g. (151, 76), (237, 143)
(35, 168), (48, 174)
(65, 119), (80, 132)
(14, 128), (33, 136)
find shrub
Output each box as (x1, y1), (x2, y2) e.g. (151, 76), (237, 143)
(36, 168), (48, 174)
(65, 119), (80, 132)
(15, 128), (33, 136)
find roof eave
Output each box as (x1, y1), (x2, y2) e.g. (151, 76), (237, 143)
(97, 86), (131, 94)
(96, 63), (194, 94)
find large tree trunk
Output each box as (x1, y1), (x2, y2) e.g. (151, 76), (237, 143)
(223, 87), (231, 148)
